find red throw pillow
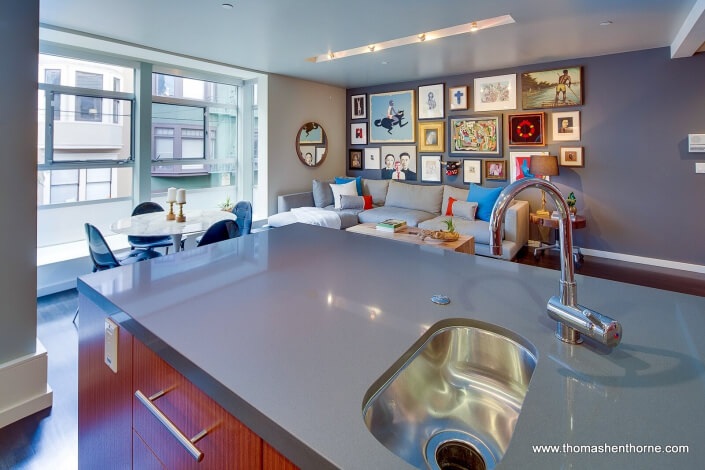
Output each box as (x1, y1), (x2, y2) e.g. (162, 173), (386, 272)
(362, 195), (373, 210)
(446, 197), (456, 216)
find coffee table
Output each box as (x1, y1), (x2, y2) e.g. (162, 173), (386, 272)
(346, 223), (475, 255)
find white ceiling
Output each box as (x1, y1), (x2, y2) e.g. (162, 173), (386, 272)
(39, 0), (698, 88)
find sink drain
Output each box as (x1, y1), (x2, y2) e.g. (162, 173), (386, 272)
(425, 431), (496, 470)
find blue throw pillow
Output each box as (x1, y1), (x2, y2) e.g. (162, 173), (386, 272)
(467, 184), (504, 222)
(335, 176), (362, 196)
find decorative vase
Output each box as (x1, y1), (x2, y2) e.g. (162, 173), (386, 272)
(569, 205), (577, 215)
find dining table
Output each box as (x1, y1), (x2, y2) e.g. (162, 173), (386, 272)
(110, 209), (237, 252)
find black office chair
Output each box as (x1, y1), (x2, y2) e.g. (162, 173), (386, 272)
(128, 202), (173, 254)
(196, 219), (240, 247)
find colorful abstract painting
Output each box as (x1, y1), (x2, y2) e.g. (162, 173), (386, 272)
(449, 116), (501, 155)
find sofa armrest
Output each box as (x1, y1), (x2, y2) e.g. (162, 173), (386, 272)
(503, 199), (529, 246)
(277, 191), (315, 213)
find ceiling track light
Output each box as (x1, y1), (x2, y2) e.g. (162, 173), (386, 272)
(328, 51), (335, 60)
(470, 22), (479, 32)
(418, 33), (426, 42)
(368, 45), (376, 52)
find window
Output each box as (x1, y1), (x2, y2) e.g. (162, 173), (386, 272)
(49, 169), (79, 204)
(75, 71), (104, 121)
(44, 69), (61, 120)
(113, 77), (121, 124)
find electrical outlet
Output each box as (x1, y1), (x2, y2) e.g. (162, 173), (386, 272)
(696, 162), (705, 174)
(104, 318), (119, 373)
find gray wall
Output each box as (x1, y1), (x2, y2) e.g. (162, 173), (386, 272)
(267, 74), (346, 215)
(346, 48), (705, 266)
(0, 0), (39, 362)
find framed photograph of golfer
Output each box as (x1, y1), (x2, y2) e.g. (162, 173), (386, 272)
(521, 66), (583, 109)
(560, 146), (584, 167)
(484, 160), (506, 181)
(418, 121), (445, 152)
(552, 111), (580, 142)
(449, 116), (501, 155)
(448, 85), (469, 110)
(508, 112), (545, 146)
(369, 90), (416, 143)
(474, 74), (516, 111)
(421, 155), (442, 182)
(418, 83), (444, 120)
(463, 159), (482, 184)
(351, 93), (367, 119)
(350, 122), (367, 145)
(349, 149), (363, 170)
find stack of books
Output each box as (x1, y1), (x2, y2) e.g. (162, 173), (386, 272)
(376, 219), (407, 232)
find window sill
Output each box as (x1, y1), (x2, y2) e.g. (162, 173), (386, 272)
(37, 234), (130, 266)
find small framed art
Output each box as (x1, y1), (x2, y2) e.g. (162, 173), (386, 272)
(463, 159), (482, 184)
(484, 160), (506, 181)
(418, 121), (445, 152)
(474, 74), (517, 111)
(350, 122), (367, 145)
(560, 146), (584, 167)
(349, 149), (363, 170)
(418, 83), (445, 119)
(552, 111), (580, 142)
(509, 151), (548, 183)
(351, 93), (367, 119)
(448, 85), (469, 110)
(508, 112), (545, 146)
(421, 155), (442, 182)
(364, 147), (381, 169)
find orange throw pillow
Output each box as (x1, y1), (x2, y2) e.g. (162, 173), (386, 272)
(446, 197), (456, 216)
(362, 195), (373, 210)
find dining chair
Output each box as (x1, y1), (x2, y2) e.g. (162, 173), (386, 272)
(196, 219), (240, 247)
(184, 201), (252, 249)
(128, 202), (173, 254)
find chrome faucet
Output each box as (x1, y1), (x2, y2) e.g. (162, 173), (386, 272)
(489, 177), (622, 347)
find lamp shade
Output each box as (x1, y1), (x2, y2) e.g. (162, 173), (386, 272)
(529, 154), (559, 177)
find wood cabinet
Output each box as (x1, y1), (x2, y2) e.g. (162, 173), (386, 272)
(78, 295), (299, 469)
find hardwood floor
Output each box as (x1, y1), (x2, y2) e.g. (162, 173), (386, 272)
(0, 253), (701, 470)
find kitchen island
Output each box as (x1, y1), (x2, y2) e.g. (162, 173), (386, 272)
(78, 223), (705, 469)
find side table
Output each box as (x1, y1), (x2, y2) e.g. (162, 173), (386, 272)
(530, 213), (586, 267)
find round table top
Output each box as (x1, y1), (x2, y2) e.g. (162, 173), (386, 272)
(111, 210), (237, 237)
(530, 213), (586, 230)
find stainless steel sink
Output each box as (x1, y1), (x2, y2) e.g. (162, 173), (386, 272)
(363, 319), (538, 470)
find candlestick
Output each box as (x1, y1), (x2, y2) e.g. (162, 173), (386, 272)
(166, 201), (175, 220)
(176, 188), (186, 204)
(176, 202), (186, 222)
(166, 187), (177, 203)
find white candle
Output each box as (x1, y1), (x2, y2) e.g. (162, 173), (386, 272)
(166, 187), (177, 202)
(176, 188), (186, 204)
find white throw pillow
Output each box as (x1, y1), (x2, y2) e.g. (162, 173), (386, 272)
(330, 180), (358, 209)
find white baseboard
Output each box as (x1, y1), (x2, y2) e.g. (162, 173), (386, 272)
(0, 339), (53, 429)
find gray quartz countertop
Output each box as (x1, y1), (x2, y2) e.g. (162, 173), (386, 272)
(78, 223), (705, 469)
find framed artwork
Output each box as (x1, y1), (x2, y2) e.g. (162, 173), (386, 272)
(449, 116), (501, 155)
(463, 159), (482, 184)
(560, 146), (584, 167)
(418, 83), (444, 120)
(298, 123), (323, 143)
(449, 85), (469, 110)
(509, 151), (548, 183)
(421, 155), (442, 182)
(418, 121), (445, 152)
(315, 147), (326, 164)
(364, 147), (381, 169)
(508, 112), (545, 146)
(349, 149), (363, 170)
(350, 122), (367, 145)
(521, 66), (583, 109)
(474, 74), (516, 111)
(299, 146), (316, 166)
(552, 111), (581, 142)
(351, 93), (367, 119)
(370, 90), (416, 143)
(484, 160), (507, 181)
(380, 145), (417, 180)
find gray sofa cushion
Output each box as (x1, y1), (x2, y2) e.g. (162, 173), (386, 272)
(322, 205), (363, 229)
(384, 181), (443, 214)
(357, 206), (436, 227)
(340, 195), (364, 210)
(362, 179), (390, 206)
(418, 216), (496, 245)
(451, 201), (478, 220)
(312, 179), (334, 208)
(441, 185), (469, 215)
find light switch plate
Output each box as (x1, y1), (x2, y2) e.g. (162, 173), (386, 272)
(104, 318), (119, 373)
(696, 162), (705, 174)
(689, 134), (705, 152)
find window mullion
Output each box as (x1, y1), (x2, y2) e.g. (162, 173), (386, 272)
(45, 91), (54, 164)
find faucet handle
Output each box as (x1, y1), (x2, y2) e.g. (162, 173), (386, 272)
(579, 305), (622, 347)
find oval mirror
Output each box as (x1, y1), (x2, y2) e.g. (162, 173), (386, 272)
(296, 122), (327, 167)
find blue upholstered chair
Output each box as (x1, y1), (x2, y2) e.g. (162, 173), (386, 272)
(128, 202), (173, 254)
(196, 219), (240, 247)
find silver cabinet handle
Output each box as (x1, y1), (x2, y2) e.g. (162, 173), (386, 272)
(135, 388), (208, 462)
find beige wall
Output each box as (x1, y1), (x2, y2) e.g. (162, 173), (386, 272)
(266, 74), (346, 215)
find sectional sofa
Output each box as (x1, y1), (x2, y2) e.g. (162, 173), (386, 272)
(269, 179), (529, 260)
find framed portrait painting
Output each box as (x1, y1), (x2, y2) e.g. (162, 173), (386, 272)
(448, 85), (469, 110)
(521, 66), (583, 109)
(449, 116), (501, 155)
(350, 122), (367, 145)
(560, 146), (584, 167)
(364, 147), (381, 169)
(463, 159), (482, 184)
(421, 155), (442, 183)
(474, 74), (516, 111)
(351, 93), (367, 119)
(552, 111), (580, 142)
(380, 145), (417, 180)
(509, 151), (548, 183)
(484, 160), (506, 181)
(508, 112), (545, 146)
(369, 90), (416, 143)
(418, 83), (444, 120)
(299, 145), (316, 166)
(349, 149), (363, 170)
(418, 121), (445, 152)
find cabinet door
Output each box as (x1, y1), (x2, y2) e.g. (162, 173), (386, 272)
(263, 442), (300, 470)
(133, 430), (166, 469)
(132, 339), (262, 469)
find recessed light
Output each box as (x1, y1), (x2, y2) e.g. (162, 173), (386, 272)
(221, 3), (234, 9)
(600, 20), (613, 26)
